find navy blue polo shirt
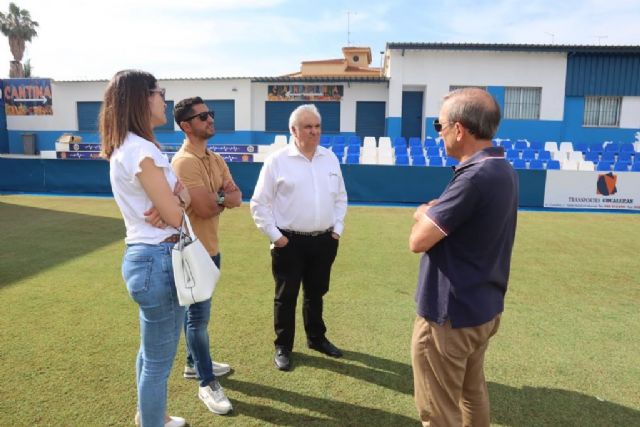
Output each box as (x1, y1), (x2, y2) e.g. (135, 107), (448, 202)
(415, 146), (518, 328)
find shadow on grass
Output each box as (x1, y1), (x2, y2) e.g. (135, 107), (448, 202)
(0, 201), (123, 288)
(295, 350), (413, 395)
(225, 378), (417, 426)
(489, 382), (640, 426)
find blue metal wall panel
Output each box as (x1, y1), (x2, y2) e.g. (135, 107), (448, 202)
(204, 100), (235, 131)
(265, 101), (340, 133)
(355, 101), (386, 138)
(566, 53), (640, 96)
(77, 102), (102, 131)
(401, 91), (423, 139)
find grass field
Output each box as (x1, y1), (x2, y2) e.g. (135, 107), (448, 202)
(0, 194), (639, 426)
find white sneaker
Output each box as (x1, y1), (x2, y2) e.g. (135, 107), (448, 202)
(198, 380), (233, 415)
(134, 412), (186, 427)
(183, 361), (231, 378)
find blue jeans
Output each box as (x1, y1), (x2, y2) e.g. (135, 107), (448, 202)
(123, 243), (185, 427)
(184, 253), (221, 387)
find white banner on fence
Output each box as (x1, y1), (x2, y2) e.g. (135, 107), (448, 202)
(544, 170), (640, 210)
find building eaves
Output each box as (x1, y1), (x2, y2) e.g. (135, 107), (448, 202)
(251, 76), (388, 83)
(386, 42), (640, 54)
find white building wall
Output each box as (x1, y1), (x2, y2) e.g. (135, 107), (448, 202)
(620, 96), (640, 128)
(387, 49), (567, 120)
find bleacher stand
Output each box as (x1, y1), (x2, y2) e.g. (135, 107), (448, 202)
(578, 160), (595, 171)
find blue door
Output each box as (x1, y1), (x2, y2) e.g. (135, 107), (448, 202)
(356, 101), (386, 138)
(401, 91), (423, 140)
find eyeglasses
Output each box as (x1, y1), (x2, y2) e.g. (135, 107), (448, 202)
(433, 119), (453, 132)
(149, 88), (166, 100)
(182, 111), (215, 122)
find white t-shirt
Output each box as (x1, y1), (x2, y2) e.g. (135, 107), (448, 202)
(110, 132), (178, 244)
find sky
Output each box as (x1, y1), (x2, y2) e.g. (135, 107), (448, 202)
(0, 0), (638, 81)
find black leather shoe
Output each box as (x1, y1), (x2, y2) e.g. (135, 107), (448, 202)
(274, 348), (291, 371)
(308, 339), (343, 358)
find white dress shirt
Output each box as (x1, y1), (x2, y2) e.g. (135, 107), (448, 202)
(250, 143), (348, 242)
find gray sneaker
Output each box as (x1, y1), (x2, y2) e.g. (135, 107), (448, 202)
(198, 380), (233, 415)
(184, 361), (231, 379)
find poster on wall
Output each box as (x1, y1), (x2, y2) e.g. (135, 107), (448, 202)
(2, 78), (53, 116)
(544, 170), (640, 210)
(268, 84), (343, 101)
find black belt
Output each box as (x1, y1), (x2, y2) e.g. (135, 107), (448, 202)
(280, 227), (333, 237)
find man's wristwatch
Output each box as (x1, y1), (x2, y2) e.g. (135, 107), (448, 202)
(216, 191), (225, 206)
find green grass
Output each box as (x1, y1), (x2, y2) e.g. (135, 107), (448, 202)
(0, 195), (639, 426)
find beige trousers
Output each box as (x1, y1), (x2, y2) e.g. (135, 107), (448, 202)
(411, 314), (501, 427)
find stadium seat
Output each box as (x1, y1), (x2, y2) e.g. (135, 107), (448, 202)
(617, 152), (633, 163)
(393, 137), (407, 148)
(538, 150), (552, 161)
(363, 137), (377, 149)
(588, 144), (604, 155)
(604, 142), (621, 153)
(601, 151), (616, 162)
(424, 137), (437, 147)
(567, 151), (584, 163)
(596, 161), (613, 171)
(410, 145), (424, 157)
(573, 142), (588, 153)
(347, 136), (361, 146)
(561, 160), (578, 170)
(529, 141), (543, 151)
(394, 145), (407, 156)
(522, 149), (537, 161)
(578, 160), (595, 171)
(408, 137), (422, 149)
(544, 141), (559, 152)
(426, 146), (441, 157)
(632, 162), (640, 172)
(620, 143), (635, 154)
(428, 156), (443, 167)
(346, 145), (360, 155)
(345, 153), (360, 164)
(378, 137), (392, 150)
(331, 145), (345, 160)
(613, 162), (630, 171)
(514, 140), (528, 150)
(506, 149), (520, 160)
(512, 159), (527, 169)
(529, 159), (545, 170)
(501, 141), (514, 150)
(412, 155), (426, 166)
(546, 160), (561, 170)
(584, 151), (599, 162)
(395, 154), (409, 166)
(320, 135), (332, 147)
(332, 136), (345, 146)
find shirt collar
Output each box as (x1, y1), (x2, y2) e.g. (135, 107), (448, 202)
(182, 139), (210, 159)
(286, 142), (325, 159)
(455, 146), (504, 172)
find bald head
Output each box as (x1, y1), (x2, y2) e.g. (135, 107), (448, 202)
(442, 88), (501, 140)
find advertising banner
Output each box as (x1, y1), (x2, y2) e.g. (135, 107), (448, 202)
(2, 78), (53, 115)
(268, 84), (343, 101)
(544, 170), (640, 210)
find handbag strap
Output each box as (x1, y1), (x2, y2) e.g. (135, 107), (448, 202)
(176, 211), (196, 247)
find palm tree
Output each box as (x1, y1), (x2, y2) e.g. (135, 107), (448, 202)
(0, 3), (39, 78)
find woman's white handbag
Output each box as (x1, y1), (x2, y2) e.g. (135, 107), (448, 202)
(172, 212), (219, 306)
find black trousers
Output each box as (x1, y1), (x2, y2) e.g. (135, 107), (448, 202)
(271, 231), (339, 351)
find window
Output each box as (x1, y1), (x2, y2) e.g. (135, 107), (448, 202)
(583, 96), (621, 127)
(504, 87), (541, 119)
(77, 102), (102, 131)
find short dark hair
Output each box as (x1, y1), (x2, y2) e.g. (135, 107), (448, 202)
(173, 96), (204, 126)
(444, 88), (501, 140)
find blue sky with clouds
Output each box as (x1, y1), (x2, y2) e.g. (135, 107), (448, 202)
(0, 0), (638, 80)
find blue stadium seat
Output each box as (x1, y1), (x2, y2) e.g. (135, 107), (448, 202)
(617, 152), (633, 163)
(514, 140), (528, 150)
(412, 155), (426, 166)
(332, 136), (345, 146)
(426, 146), (441, 157)
(613, 161), (630, 171)
(410, 145), (424, 157)
(428, 156), (443, 167)
(347, 136), (361, 146)
(546, 160), (561, 170)
(346, 145), (360, 155)
(529, 159), (545, 170)
(604, 143), (621, 154)
(501, 141), (514, 150)
(408, 137), (422, 149)
(393, 137), (407, 147)
(395, 154), (409, 166)
(588, 144), (604, 155)
(345, 153), (360, 164)
(538, 150), (552, 161)
(573, 142), (588, 153)
(522, 149), (537, 161)
(512, 159), (527, 169)
(632, 162), (640, 172)
(424, 138), (437, 147)
(529, 141), (543, 151)
(620, 143), (635, 153)
(506, 149), (520, 160)
(596, 161), (613, 171)
(320, 135), (332, 147)
(394, 145), (407, 156)
(601, 151), (616, 162)
(331, 145), (345, 159)
(584, 151), (600, 162)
